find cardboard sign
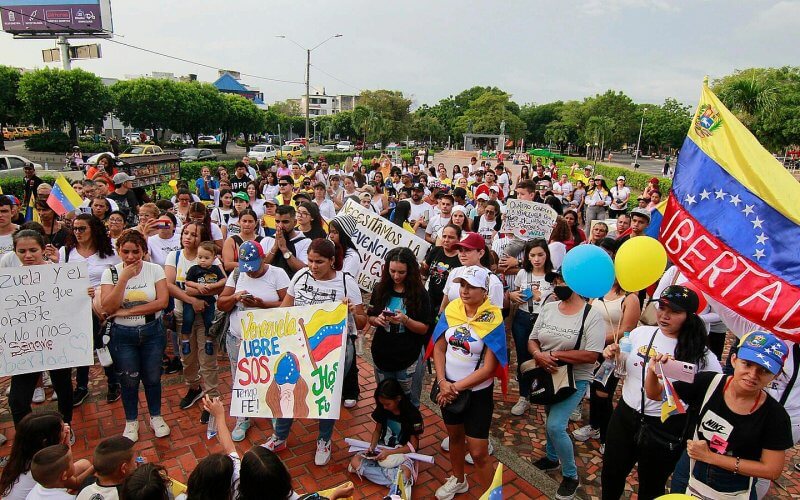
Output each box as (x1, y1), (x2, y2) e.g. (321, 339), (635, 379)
(339, 199), (431, 291)
(0, 263), (93, 376)
(230, 302), (348, 420)
(500, 199), (558, 240)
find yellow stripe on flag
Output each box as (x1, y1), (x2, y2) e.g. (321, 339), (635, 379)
(479, 463), (503, 500)
(303, 303), (348, 335)
(55, 175), (84, 209)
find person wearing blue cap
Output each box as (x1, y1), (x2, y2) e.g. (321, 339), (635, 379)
(645, 330), (793, 498)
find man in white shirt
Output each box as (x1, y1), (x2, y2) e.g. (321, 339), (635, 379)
(407, 184), (430, 240)
(553, 174), (573, 202)
(425, 194), (453, 244)
(242, 156), (258, 180)
(495, 164), (511, 198)
(313, 182), (336, 221)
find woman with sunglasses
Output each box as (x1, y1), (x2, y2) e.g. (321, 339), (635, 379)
(57, 214), (121, 405)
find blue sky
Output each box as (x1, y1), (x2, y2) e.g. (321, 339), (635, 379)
(1, 0), (797, 108)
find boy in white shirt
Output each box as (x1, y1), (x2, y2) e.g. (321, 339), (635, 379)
(27, 445), (77, 500)
(76, 437), (136, 500)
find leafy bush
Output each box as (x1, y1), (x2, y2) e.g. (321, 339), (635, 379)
(78, 141), (112, 154)
(25, 131), (72, 152)
(562, 156), (672, 193)
(0, 175), (59, 198)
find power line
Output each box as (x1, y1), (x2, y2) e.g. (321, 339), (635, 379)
(310, 64), (361, 92)
(1, 6), (305, 85)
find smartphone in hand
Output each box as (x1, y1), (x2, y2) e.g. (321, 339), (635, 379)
(660, 358), (696, 383)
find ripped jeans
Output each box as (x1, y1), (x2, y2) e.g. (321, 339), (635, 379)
(109, 319), (166, 421)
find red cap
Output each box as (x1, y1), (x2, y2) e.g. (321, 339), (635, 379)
(453, 232), (486, 251)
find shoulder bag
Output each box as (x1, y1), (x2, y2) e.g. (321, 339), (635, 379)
(522, 304), (591, 405)
(430, 346), (486, 415)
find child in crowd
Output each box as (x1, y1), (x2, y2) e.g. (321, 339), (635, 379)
(119, 464), (171, 500)
(76, 437), (136, 500)
(27, 444), (76, 500)
(348, 379), (423, 499)
(201, 396), (354, 500)
(181, 241), (226, 355)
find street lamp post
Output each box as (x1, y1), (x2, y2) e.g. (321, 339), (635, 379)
(634, 108), (647, 170)
(276, 34), (343, 145)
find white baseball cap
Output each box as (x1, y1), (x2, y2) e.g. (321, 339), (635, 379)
(453, 266), (490, 290)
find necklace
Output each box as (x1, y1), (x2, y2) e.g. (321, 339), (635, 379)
(724, 377), (762, 414)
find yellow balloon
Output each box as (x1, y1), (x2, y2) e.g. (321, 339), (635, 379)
(655, 495), (695, 500)
(168, 179), (178, 194)
(615, 236), (667, 292)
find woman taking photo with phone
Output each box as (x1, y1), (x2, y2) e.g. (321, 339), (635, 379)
(600, 285), (722, 500)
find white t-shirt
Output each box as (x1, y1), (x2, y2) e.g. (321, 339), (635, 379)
(426, 214), (451, 237)
(24, 484), (74, 500)
(76, 483), (117, 500)
(164, 250), (223, 316)
(147, 233), (182, 267)
(101, 261), (165, 327)
(211, 207), (234, 227)
(0, 251), (19, 267)
(288, 269), (362, 307)
(497, 172), (510, 198)
(408, 202), (430, 240)
(443, 267), (504, 308)
(621, 326), (722, 417)
(278, 233), (311, 265)
(227, 265), (291, 339)
(442, 324), (493, 391)
(553, 181), (573, 200)
(262, 184), (279, 200)
(514, 270), (553, 314)
(342, 248), (361, 279)
(225, 216), (241, 237)
(4, 471), (36, 500)
(315, 198), (336, 221)
(58, 248), (121, 288)
(0, 232), (15, 256)
(610, 186), (631, 211)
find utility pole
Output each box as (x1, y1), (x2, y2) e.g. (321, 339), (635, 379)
(305, 48), (310, 142)
(634, 108), (647, 170)
(57, 36), (71, 70)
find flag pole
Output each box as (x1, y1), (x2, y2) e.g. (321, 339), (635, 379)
(296, 319), (318, 371)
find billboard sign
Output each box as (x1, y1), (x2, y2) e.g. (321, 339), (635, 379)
(1, 0), (112, 38)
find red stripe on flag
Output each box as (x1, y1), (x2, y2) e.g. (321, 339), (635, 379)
(310, 334), (341, 362)
(46, 193), (68, 216)
(660, 194), (800, 341)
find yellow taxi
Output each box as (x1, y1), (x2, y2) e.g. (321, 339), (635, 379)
(118, 144), (165, 158)
(275, 144), (305, 160)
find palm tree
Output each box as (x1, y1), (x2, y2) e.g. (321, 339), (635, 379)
(717, 71), (777, 123)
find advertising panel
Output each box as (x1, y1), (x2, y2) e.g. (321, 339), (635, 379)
(1, 0), (113, 37)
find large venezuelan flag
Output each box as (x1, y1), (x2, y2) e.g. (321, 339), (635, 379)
(660, 80), (800, 342)
(47, 175), (83, 216)
(303, 303), (347, 362)
(426, 298), (509, 393)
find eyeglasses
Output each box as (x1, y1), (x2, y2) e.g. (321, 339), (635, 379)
(484, 210), (496, 215)
(278, 183), (289, 187)
(73, 226), (88, 233)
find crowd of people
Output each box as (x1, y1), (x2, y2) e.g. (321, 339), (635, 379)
(0, 150), (796, 500)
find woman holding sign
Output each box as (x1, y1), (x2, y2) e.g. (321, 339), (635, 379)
(7, 230), (75, 430)
(101, 230), (170, 443)
(262, 238), (367, 467)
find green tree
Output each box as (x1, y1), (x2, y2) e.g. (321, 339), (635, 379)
(453, 92), (527, 140)
(112, 78), (179, 145)
(581, 90), (638, 149)
(0, 65), (22, 151)
(358, 90), (411, 141)
(641, 98), (692, 153)
(519, 101), (565, 146)
(17, 68), (114, 145)
(408, 113), (446, 144)
(167, 82), (224, 146)
(219, 93), (264, 153)
(543, 121), (571, 151)
(330, 110), (355, 140)
(270, 99), (301, 116)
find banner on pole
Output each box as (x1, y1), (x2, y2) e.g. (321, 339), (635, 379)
(339, 199), (430, 291)
(500, 199), (557, 240)
(0, 263), (93, 376)
(230, 302), (348, 419)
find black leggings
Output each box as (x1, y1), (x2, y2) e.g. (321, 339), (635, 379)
(9, 369), (73, 426)
(601, 400), (685, 500)
(588, 375), (619, 443)
(342, 336), (359, 400)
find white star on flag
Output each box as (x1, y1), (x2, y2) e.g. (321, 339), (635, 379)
(756, 352), (766, 360)
(751, 216), (763, 229)
(756, 233), (769, 245)
(753, 249), (766, 261)
(715, 189), (727, 200)
(742, 205), (754, 216)
(699, 189), (711, 200)
(729, 194), (742, 206)
(685, 194), (696, 205)
(764, 359), (772, 368)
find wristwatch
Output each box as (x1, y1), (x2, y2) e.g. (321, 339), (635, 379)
(283, 251), (292, 260)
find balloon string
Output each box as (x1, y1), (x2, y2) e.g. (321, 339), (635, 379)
(600, 300), (615, 344)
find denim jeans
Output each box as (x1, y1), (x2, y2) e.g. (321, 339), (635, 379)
(181, 298), (216, 335)
(511, 310), (535, 397)
(545, 379), (589, 480)
(671, 450), (756, 499)
(109, 319), (167, 421)
(273, 334), (355, 442)
(375, 357), (419, 407)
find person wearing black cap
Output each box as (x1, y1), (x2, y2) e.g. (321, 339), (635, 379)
(600, 285), (722, 499)
(407, 183), (430, 240)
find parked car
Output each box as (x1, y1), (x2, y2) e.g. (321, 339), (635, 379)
(0, 155), (43, 177)
(336, 140), (354, 152)
(198, 135), (219, 145)
(276, 144), (305, 160)
(180, 148), (217, 162)
(287, 137), (307, 147)
(319, 144), (337, 153)
(118, 145), (165, 158)
(124, 133), (141, 145)
(247, 144), (277, 162)
(372, 142), (382, 150)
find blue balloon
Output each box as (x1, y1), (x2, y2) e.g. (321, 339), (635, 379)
(561, 245), (615, 299)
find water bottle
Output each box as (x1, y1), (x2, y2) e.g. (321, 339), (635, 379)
(206, 414), (218, 440)
(614, 332), (632, 378)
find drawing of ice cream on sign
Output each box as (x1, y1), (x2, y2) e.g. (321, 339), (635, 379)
(230, 302), (348, 420)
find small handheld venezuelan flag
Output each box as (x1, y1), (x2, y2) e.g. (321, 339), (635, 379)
(659, 364), (687, 423)
(47, 175), (83, 216)
(479, 464), (503, 500)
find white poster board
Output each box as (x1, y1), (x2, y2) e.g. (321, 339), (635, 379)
(500, 199), (558, 240)
(338, 199), (431, 291)
(0, 263), (93, 376)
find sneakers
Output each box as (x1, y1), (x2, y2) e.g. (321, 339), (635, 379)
(73, 387), (89, 407)
(465, 442), (494, 465)
(106, 385), (121, 403)
(231, 418), (250, 442)
(569, 401), (583, 422)
(315, 439), (332, 466)
(261, 435), (287, 452)
(32, 387), (45, 403)
(441, 436), (450, 451)
(150, 416), (170, 438)
(435, 475), (469, 500)
(599, 444), (605, 455)
(165, 357), (183, 374)
(42, 373), (52, 387)
(510, 396), (530, 416)
(123, 421), (139, 442)
(179, 387), (204, 410)
(343, 399), (357, 408)
(572, 425), (600, 442)
(533, 456), (560, 471)
(555, 476), (580, 500)
(200, 410), (210, 424)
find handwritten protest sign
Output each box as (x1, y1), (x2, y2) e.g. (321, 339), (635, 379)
(339, 199), (430, 291)
(230, 302), (348, 420)
(500, 199), (558, 240)
(0, 263), (93, 376)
